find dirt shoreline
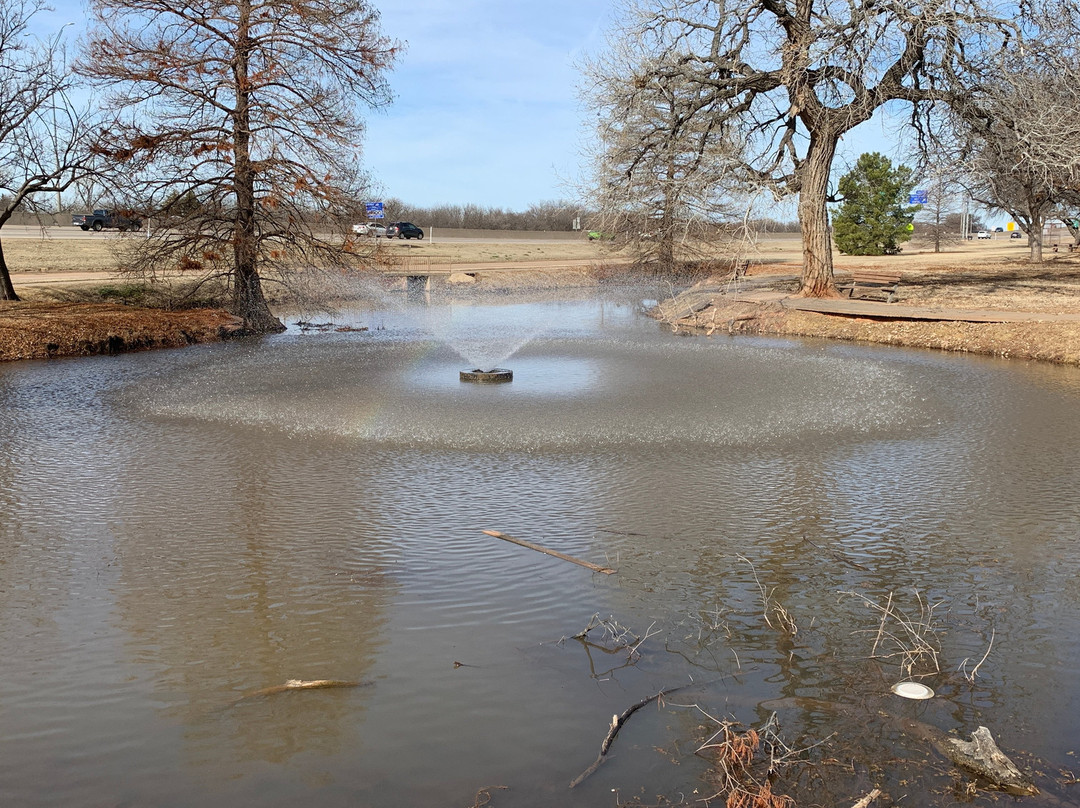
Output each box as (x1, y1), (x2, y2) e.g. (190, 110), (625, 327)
(652, 257), (1080, 366)
(0, 302), (246, 361)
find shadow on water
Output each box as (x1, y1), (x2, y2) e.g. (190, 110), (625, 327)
(1, 286), (1080, 807)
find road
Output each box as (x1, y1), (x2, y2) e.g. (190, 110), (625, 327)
(0, 224), (581, 244)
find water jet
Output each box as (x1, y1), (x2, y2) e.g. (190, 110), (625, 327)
(460, 368), (513, 383)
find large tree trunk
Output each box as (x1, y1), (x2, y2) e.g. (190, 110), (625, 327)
(230, 0), (285, 335)
(1028, 211), (1045, 263)
(0, 239), (19, 301)
(797, 132), (840, 297)
(1029, 230), (1044, 262)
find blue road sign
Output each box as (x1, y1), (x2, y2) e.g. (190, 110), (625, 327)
(367, 212), (384, 219)
(365, 201), (384, 212)
(909, 190), (928, 204)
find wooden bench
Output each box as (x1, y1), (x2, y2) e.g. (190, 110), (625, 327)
(837, 270), (902, 303)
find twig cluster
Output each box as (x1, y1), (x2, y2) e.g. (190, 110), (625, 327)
(697, 712), (807, 808)
(571, 613), (660, 661)
(739, 555), (798, 638)
(841, 589), (942, 677)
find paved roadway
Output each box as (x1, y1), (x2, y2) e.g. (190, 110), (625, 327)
(4, 225), (131, 240)
(0, 225), (580, 244)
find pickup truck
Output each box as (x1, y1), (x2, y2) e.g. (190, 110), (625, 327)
(71, 209), (142, 232)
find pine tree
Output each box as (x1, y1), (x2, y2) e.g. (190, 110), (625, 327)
(832, 153), (920, 256)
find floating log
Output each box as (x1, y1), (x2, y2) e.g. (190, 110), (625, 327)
(481, 530), (616, 575)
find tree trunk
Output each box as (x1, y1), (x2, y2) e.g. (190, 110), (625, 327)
(797, 132), (839, 297)
(230, 0), (285, 335)
(1029, 213), (1044, 263)
(0, 238), (20, 301)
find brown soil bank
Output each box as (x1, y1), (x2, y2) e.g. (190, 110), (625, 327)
(655, 258), (1080, 366)
(0, 302), (245, 361)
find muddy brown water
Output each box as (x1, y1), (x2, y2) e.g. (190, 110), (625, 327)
(1, 290), (1079, 807)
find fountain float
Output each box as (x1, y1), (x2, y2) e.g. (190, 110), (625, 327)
(460, 367), (513, 383)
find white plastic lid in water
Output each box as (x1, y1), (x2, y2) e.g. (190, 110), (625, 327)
(891, 681), (935, 700)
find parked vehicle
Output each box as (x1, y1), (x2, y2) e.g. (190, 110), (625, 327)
(1010, 231), (1023, 239)
(385, 221), (424, 240)
(976, 231), (992, 239)
(71, 209), (142, 232)
(352, 222), (386, 237)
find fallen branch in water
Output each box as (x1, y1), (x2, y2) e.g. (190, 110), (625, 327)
(482, 530), (616, 575)
(801, 535), (870, 571)
(570, 685), (690, 788)
(849, 787), (881, 808)
(231, 679), (367, 704)
(467, 784), (507, 807)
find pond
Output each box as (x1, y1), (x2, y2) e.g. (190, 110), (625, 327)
(1, 288), (1079, 807)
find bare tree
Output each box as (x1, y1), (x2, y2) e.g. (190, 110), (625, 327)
(940, 2), (1080, 262)
(946, 71), (1080, 261)
(0, 0), (98, 301)
(78, 0), (398, 332)
(582, 31), (741, 272)
(593, 0), (1017, 295)
(1056, 200), (1080, 247)
(914, 173), (964, 253)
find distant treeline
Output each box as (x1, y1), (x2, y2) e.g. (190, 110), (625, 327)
(375, 199), (805, 235)
(746, 218), (802, 233)
(0, 191), (804, 234)
(377, 200), (588, 232)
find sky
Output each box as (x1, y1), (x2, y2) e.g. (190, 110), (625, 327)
(361, 0), (614, 210)
(361, 0), (915, 213)
(40, 0), (913, 216)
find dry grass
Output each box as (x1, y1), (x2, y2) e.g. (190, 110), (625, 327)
(3, 235), (128, 274)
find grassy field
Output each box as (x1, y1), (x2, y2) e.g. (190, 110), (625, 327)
(2, 228), (1049, 276)
(2, 232), (617, 275)
(4, 237), (131, 274)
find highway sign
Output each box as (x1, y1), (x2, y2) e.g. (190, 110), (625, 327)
(909, 190), (928, 204)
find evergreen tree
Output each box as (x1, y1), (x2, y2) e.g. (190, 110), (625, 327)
(832, 153), (920, 255)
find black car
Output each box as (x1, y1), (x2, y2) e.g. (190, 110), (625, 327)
(385, 221), (424, 240)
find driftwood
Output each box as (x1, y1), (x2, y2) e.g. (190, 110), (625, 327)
(849, 788), (881, 808)
(942, 726), (1038, 795)
(231, 679), (367, 705)
(482, 530), (616, 575)
(898, 719), (1038, 795)
(759, 697), (1038, 796)
(570, 685), (691, 788)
